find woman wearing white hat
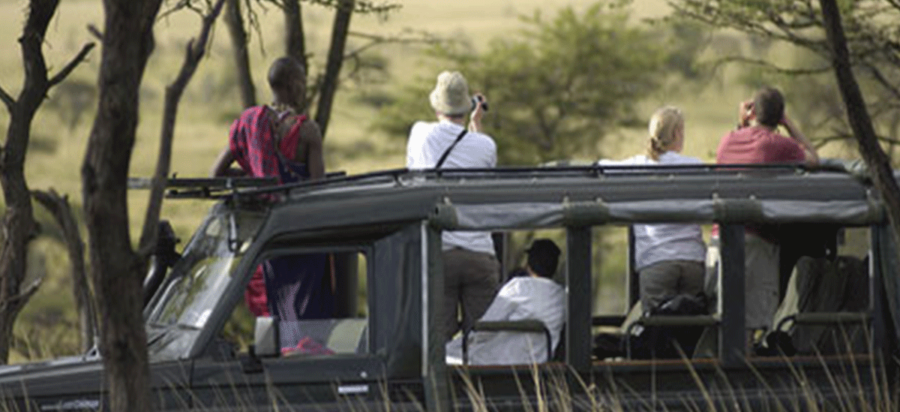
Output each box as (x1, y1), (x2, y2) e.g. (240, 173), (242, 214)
(406, 71), (500, 341)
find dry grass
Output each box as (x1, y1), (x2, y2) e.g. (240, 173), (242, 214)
(448, 344), (896, 411)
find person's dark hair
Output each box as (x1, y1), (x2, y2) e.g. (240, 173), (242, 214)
(753, 87), (785, 128)
(507, 267), (530, 279)
(268, 57), (306, 92)
(526, 239), (561, 278)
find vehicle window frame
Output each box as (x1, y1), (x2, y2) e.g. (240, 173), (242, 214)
(144, 204), (265, 361)
(233, 242), (375, 358)
(458, 219), (883, 371)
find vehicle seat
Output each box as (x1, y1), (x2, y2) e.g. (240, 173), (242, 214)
(593, 296), (711, 360)
(770, 255), (869, 355)
(461, 319), (556, 365)
(280, 318), (368, 356)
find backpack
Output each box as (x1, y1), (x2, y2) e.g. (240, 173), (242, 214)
(592, 293), (708, 360)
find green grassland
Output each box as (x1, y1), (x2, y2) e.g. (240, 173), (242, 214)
(0, 0), (862, 361)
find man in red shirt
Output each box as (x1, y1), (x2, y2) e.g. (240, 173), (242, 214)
(715, 87), (819, 343)
(717, 87), (818, 166)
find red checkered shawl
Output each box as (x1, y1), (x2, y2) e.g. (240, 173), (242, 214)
(229, 105), (307, 182)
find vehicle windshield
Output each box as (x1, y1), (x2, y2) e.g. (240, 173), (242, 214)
(146, 202), (264, 359)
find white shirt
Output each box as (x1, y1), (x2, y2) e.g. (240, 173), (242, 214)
(445, 276), (566, 365)
(406, 120), (497, 170)
(598, 152), (707, 270)
(407, 120), (498, 255)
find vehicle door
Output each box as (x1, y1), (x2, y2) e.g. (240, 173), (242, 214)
(142, 201), (268, 410)
(192, 240), (394, 410)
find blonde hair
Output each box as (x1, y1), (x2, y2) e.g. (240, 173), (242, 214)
(646, 106), (684, 161)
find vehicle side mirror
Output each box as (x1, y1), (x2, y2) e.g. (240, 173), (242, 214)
(254, 316), (279, 358)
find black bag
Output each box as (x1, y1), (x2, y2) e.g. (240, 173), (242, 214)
(631, 294), (708, 359)
(592, 294), (707, 360)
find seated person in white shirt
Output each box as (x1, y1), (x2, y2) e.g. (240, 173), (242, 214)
(597, 106), (707, 312)
(445, 239), (566, 365)
(406, 71), (500, 342)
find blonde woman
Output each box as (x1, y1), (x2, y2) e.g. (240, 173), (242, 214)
(598, 106), (707, 312)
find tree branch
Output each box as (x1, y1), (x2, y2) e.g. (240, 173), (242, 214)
(32, 188), (95, 352)
(283, 0), (306, 68)
(48, 43), (96, 87)
(87, 24), (103, 41)
(819, 0), (900, 261)
(339, 31), (439, 83)
(711, 56), (832, 76)
(6, 278), (42, 306)
(670, 0), (829, 54)
(314, 0), (354, 138)
(139, 0), (227, 256)
(159, 0), (206, 20)
(344, 30), (440, 59)
(300, 0), (399, 14)
(813, 133), (900, 149)
(225, 0), (257, 108)
(861, 63), (900, 104)
(0, 85), (13, 111)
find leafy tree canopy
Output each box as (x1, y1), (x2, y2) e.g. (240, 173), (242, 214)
(669, 0), (900, 159)
(373, 1), (674, 165)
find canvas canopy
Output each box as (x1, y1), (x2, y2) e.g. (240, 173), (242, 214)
(435, 198), (883, 231)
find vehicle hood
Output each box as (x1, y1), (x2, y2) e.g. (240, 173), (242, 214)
(0, 354), (104, 397)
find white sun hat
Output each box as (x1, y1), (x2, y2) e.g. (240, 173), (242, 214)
(429, 71), (472, 116)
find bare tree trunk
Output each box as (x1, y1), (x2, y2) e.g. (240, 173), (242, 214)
(0, 96), (39, 367)
(224, 0), (256, 108)
(314, 0), (354, 139)
(82, 0), (162, 410)
(0, 0), (92, 364)
(139, 0), (226, 255)
(818, 0), (900, 248)
(283, 0), (307, 71)
(33, 189), (94, 353)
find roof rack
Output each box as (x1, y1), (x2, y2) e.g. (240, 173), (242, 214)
(246, 162), (814, 195)
(128, 163), (836, 201)
(127, 176), (279, 199)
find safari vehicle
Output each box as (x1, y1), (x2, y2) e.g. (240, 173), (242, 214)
(0, 164), (898, 411)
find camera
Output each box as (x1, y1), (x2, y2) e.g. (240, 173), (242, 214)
(471, 95), (489, 112)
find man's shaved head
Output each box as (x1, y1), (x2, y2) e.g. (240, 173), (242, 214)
(268, 57), (306, 91)
(268, 57), (307, 109)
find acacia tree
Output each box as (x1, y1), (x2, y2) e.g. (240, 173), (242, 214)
(668, 0), (900, 152)
(0, 0), (93, 364)
(817, 0), (900, 269)
(82, 0), (224, 410)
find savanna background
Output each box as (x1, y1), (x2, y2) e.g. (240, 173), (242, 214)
(0, 0), (877, 362)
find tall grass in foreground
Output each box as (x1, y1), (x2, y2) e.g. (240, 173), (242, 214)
(2, 325), (895, 411)
(445, 328), (895, 412)
(1, 352), (894, 412)
(444, 356), (896, 411)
